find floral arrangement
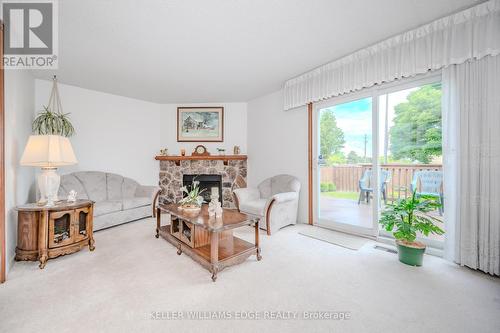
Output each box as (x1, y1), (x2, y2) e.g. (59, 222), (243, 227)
(179, 179), (205, 208)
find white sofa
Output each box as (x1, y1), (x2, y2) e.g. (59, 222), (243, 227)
(233, 174), (300, 235)
(58, 171), (160, 230)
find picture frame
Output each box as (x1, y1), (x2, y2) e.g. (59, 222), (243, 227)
(177, 107), (224, 142)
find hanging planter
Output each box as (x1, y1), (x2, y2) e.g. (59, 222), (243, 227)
(32, 76), (75, 137)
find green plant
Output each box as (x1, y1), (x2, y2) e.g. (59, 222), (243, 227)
(32, 106), (75, 137)
(320, 182), (336, 192)
(379, 190), (444, 243)
(179, 179), (206, 207)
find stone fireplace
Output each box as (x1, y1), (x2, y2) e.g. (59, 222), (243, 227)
(157, 156), (247, 209)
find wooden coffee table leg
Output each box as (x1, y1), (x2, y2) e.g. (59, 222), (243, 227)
(210, 232), (219, 282)
(155, 207), (161, 238)
(255, 219), (262, 261)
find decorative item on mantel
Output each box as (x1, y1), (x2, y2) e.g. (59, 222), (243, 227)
(192, 145), (209, 156)
(159, 148), (168, 156)
(217, 148), (226, 156)
(178, 179), (205, 216)
(233, 145), (240, 155)
(180, 148), (186, 156)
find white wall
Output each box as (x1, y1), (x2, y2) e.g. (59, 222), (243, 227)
(159, 103), (247, 155)
(35, 80), (162, 185)
(35, 80), (248, 185)
(5, 71), (36, 273)
(247, 90), (308, 223)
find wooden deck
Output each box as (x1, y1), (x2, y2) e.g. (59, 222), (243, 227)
(320, 196), (373, 228)
(320, 164), (443, 201)
(319, 194), (445, 242)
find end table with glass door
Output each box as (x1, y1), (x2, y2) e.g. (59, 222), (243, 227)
(15, 200), (95, 269)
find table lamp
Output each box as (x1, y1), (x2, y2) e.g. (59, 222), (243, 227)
(20, 135), (78, 206)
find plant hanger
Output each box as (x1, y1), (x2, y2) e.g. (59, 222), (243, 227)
(32, 76), (75, 137)
(47, 75), (64, 114)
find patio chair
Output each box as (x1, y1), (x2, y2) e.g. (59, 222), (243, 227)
(358, 169), (390, 205)
(410, 170), (444, 215)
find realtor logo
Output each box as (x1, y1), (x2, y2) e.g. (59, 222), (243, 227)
(1, 0), (58, 69)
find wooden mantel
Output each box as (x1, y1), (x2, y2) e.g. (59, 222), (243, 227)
(155, 155), (247, 166)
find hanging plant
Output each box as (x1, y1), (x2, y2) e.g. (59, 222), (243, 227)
(32, 106), (75, 137)
(32, 76), (75, 137)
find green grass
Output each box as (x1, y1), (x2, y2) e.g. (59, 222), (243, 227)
(320, 191), (359, 200)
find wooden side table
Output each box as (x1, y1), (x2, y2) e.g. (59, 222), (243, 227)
(15, 200), (95, 269)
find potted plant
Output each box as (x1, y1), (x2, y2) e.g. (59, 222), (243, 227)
(178, 179), (205, 215)
(379, 190), (444, 266)
(32, 106), (75, 137)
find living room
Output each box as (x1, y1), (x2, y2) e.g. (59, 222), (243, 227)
(1, 1), (499, 332)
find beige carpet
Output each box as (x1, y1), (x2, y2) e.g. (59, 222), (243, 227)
(299, 226), (368, 250)
(0, 217), (499, 333)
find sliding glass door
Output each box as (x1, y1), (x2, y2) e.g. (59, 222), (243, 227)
(377, 82), (444, 248)
(313, 74), (444, 246)
(315, 95), (378, 236)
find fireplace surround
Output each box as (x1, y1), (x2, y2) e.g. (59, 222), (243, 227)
(156, 155), (247, 209)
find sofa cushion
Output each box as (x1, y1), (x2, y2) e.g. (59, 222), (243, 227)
(59, 174), (89, 200)
(239, 198), (267, 217)
(94, 200), (123, 216)
(122, 178), (139, 198)
(107, 173), (123, 200)
(74, 172), (107, 202)
(123, 197), (150, 210)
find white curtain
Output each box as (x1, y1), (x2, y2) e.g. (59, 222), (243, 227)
(442, 54), (500, 276)
(284, 0), (500, 110)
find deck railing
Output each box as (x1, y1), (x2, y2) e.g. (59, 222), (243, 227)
(320, 163), (442, 201)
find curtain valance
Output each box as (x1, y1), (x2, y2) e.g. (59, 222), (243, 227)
(283, 0), (500, 110)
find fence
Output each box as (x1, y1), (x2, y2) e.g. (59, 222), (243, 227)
(320, 164), (442, 201)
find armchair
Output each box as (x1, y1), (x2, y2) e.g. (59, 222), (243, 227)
(233, 174), (300, 235)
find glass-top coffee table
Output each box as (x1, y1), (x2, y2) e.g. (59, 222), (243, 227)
(155, 203), (262, 282)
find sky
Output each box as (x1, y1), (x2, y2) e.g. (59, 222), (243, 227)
(321, 87), (418, 158)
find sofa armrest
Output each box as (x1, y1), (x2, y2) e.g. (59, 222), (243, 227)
(233, 188), (260, 210)
(135, 185), (161, 217)
(269, 191), (298, 204)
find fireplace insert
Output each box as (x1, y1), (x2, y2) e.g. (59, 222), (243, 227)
(182, 174), (223, 204)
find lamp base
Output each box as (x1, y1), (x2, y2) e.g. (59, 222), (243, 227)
(38, 167), (60, 207)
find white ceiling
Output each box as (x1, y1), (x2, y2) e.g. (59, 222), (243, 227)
(32, 0), (482, 103)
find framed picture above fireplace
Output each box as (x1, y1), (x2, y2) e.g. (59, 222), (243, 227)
(177, 107), (224, 142)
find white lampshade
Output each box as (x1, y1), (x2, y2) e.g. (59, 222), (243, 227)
(20, 135), (78, 167)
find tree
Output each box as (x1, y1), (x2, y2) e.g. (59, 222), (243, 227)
(320, 110), (345, 160)
(389, 84), (442, 163)
(346, 151), (361, 164)
(328, 152), (346, 165)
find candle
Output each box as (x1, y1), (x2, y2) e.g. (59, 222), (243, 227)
(211, 187), (219, 197)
